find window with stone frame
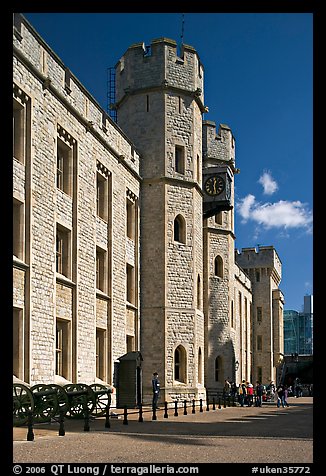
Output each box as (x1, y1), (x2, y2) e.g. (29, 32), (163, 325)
(126, 197), (136, 241)
(56, 224), (71, 278)
(96, 246), (107, 293)
(56, 318), (70, 379)
(96, 328), (106, 381)
(257, 306), (263, 322)
(97, 172), (108, 221)
(197, 274), (201, 309)
(13, 198), (24, 261)
(126, 263), (135, 305)
(215, 212), (223, 225)
(198, 347), (203, 384)
(13, 308), (24, 380)
(175, 145), (185, 174)
(174, 345), (186, 383)
(13, 86), (30, 164)
(174, 214), (186, 243)
(214, 255), (223, 278)
(57, 138), (73, 195)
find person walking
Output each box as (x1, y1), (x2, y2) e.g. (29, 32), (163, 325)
(152, 372), (160, 410)
(283, 385), (290, 407)
(255, 381), (263, 407)
(246, 382), (254, 406)
(276, 383), (285, 408)
(238, 380), (247, 407)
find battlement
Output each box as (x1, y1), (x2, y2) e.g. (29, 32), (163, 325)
(235, 245), (282, 281)
(13, 13), (140, 175)
(203, 120), (237, 170)
(115, 37), (204, 105)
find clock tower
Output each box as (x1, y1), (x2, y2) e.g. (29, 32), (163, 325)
(114, 38), (207, 403)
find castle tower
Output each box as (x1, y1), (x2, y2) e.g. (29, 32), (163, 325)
(202, 121), (246, 396)
(235, 246), (284, 384)
(114, 39), (207, 402)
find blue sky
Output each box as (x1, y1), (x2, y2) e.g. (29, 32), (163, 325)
(22, 12), (313, 312)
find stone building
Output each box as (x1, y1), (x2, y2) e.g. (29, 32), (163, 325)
(13, 13), (284, 404)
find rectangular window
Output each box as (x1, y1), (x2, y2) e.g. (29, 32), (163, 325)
(215, 212), (222, 225)
(96, 247), (107, 293)
(175, 145), (185, 174)
(257, 335), (263, 352)
(57, 139), (72, 195)
(97, 172), (108, 221)
(126, 264), (135, 304)
(56, 225), (71, 278)
(126, 335), (135, 353)
(13, 99), (26, 163)
(126, 198), (136, 240)
(257, 306), (262, 322)
(230, 300), (234, 328)
(56, 319), (70, 379)
(96, 328), (106, 380)
(13, 308), (24, 380)
(13, 199), (24, 260)
(256, 269), (261, 282)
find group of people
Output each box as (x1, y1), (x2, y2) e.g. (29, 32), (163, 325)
(151, 372), (292, 410)
(224, 378), (291, 408)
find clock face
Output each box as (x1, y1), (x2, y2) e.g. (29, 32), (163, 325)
(204, 175), (225, 196)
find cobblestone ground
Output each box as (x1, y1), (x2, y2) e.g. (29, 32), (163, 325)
(13, 397), (313, 464)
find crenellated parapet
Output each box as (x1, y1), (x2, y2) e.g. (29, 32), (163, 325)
(235, 245), (282, 285)
(115, 38), (206, 113)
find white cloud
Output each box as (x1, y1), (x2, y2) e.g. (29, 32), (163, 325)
(237, 194), (255, 220)
(236, 195), (313, 232)
(258, 171), (278, 195)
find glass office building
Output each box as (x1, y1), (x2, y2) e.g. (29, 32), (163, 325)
(283, 295), (313, 355)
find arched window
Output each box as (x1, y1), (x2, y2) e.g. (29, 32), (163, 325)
(214, 255), (223, 278)
(215, 355), (223, 382)
(174, 345), (186, 383)
(174, 214), (186, 243)
(197, 274), (201, 309)
(198, 347), (203, 384)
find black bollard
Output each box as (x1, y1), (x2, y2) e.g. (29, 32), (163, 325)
(183, 400), (187, 415)
(164, 401), (168, 419)
(152, 407), (157, 421)
(199, 398), (203, 412)
(212, 397), (216, 410)
(123, 406), (128, 425)
(218, 397), (221, 409)
(26, 410), (34, 441)
(228, 396), (231, 407)
(192, 399), (196, 414)
(105, 403), (111, 428)
(223, 397), (226, 408)
(174, 401), (178, 417)
(138, 404), (143, 422)
(206, 398), (210, 411)
(58, 410), (65, 436)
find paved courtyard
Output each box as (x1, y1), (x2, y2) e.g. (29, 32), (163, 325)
(12, 397), (314, 465)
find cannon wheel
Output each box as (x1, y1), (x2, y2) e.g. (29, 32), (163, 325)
(13, 383), (34, 427)
(63, 383), (96, 419)
(90, 383), (111, 417)
(30, 384), (59, 423)
(49, 384), (70, 416)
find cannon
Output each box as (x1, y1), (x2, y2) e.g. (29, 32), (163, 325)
(13, 380), (112, 426)
(89, 383), (112, 417)
(63, 383), (112, 418)
(13, 383), (34, 427)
